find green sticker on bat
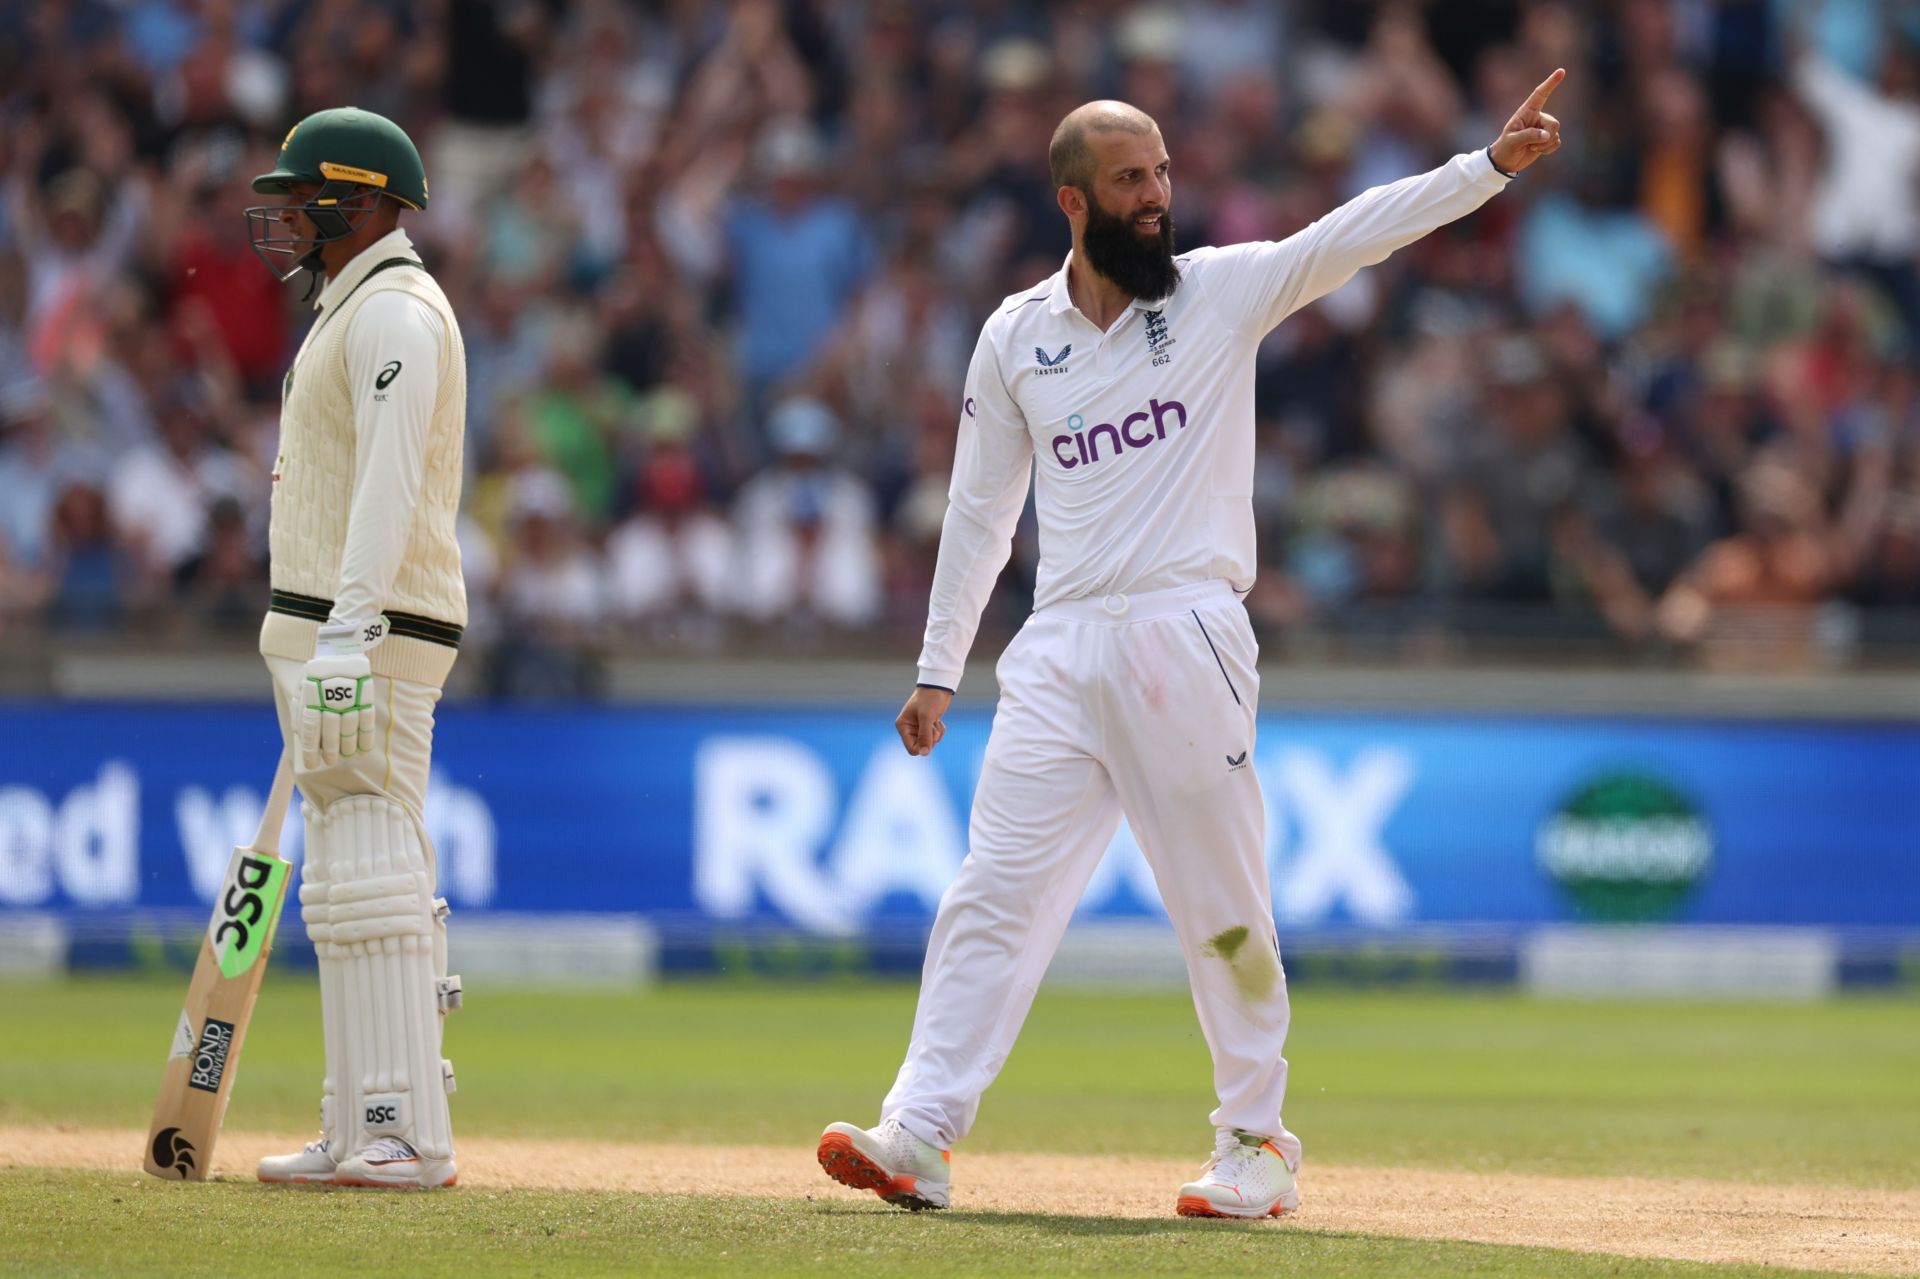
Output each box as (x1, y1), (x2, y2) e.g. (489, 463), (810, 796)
(209, 848), (290, 979)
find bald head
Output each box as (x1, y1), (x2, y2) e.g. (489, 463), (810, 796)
(1049, 100), (1160, 192)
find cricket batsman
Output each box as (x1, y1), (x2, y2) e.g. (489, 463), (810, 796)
(243, 107), (468, 1188)
(819, 74), (1566, 1216)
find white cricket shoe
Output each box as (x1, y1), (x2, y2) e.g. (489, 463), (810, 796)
(332, 1136), (458, 1189)
(1176, 1128), (1299, 1219)
(817, 1118), (951, 1210)
(257, 1137), (337, 1184)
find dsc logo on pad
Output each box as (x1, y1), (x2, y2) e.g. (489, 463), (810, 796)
(1050, 398), (1187, 470)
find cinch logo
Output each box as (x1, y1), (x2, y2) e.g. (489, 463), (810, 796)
(188, 1018), (236, 1093)
(1050, 398), (1187, 470)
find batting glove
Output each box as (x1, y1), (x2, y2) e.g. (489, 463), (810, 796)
(297, 616), (388, 768)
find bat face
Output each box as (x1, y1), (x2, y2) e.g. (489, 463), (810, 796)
(143, 845), (291, 1181)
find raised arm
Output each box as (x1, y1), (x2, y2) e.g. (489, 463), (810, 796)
(1202, 68), (1566, 336)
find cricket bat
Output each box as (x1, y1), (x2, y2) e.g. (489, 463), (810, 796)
(144, 752), (297, 1180)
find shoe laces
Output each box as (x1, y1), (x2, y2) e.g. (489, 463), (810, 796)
(1207, 1128), (1269, 1174)
(363, 1136), (418, 1161)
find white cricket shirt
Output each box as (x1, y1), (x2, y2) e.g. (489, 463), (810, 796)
(916, 149), (1511, 690)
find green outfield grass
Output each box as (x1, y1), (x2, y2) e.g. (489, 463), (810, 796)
(2, 977), (1914, 1277)
(2, 977), (1914, 1187)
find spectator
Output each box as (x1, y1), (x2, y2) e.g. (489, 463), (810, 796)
(175, 494), (265, 630)
(735, 397), (881, 630)
(1285, 462), (1423, 616)
(460, 276), (552, 464)
(605, 389), (737, 628)
(1791, 35), (1920, 327)
(427, 0), (554, 239)
(1516, 174), (1672, 340)
(499, 467), (605, 633)
(523, 312), (630, 524)
(7, 105), (147, 343)
(44, 479), (139, 630)
(1658, 455), (1838, 664)
(491, 467), (605, 698)
(0, 383), (72, 570)
(163, 152), (288, 395)
(1442, 336), (1593, 602)
(1850, 494), (1920, 609)
(1562, 434), (1713, 642)
(723, 118), (873, 415)
(106, 389), (250, 578)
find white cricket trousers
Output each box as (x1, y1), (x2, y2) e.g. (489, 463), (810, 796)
(883, 579), (1301, 1166)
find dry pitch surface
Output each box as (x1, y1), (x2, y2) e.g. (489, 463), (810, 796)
(9, 1127), (1917, 1277)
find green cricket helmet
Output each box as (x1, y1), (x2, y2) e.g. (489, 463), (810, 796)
(246, 107), (428, 282)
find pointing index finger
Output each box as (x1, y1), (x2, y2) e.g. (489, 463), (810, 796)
(1525, 67), (1567, 112)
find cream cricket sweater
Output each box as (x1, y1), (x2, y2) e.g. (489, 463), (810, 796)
(260, 228), (468, 688)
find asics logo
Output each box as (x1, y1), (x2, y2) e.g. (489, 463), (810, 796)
(1050, 398), (1188, 470)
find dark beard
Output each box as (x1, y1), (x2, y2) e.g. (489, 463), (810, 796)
(1080, 192), (1180, 302)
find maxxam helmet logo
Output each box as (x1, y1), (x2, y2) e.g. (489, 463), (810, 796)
(375, 360), (403, 389)
(1034, 344), (1072, 374)
(151, 1126), (196, 1177)
(1050, 398), (1188, 470)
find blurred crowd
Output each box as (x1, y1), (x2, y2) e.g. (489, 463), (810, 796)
(5, 0), (1920, 684)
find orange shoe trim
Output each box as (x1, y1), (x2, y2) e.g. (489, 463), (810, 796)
(330, 1173), (458, 1190)
(1176, 1194), (1291, 1219)
(817, 1133), (946, 1210)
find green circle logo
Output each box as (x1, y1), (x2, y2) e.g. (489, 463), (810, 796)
(1536, 772), (1714, 922)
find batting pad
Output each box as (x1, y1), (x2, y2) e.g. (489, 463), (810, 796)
(299, 801), (346, 1157)
(324, 794), (458, 1161)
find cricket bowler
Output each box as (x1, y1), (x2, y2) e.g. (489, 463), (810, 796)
(819, 74), (1566, 1216)
(244, 107), (468, 1188)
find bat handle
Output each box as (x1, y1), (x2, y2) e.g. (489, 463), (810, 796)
(250, 750), (296, 855)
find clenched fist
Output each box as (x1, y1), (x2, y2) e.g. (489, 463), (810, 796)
(896, 685), (953, 757)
